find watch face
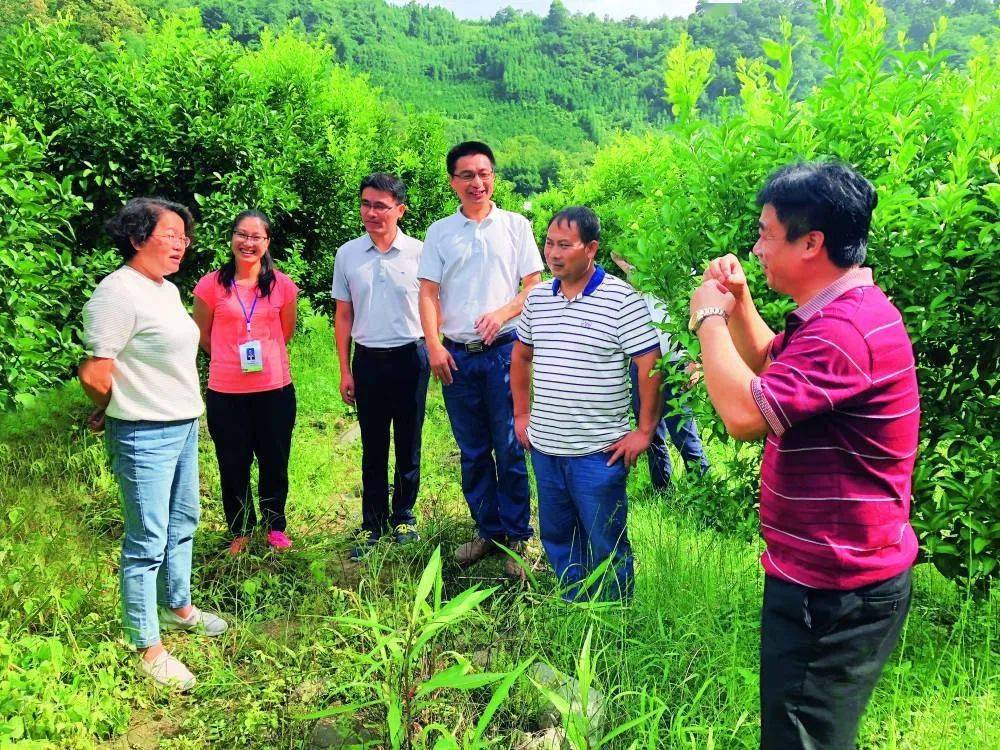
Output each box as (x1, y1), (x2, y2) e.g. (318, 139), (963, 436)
(688, 311), (699, 332)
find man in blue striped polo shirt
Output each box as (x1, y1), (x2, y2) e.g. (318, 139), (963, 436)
(511, 206), (663, 600)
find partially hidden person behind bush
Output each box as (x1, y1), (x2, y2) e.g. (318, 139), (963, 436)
(610, 252), (710, 489)
(79, 197), (229, 692)
(689, 162), (919, 749)
(193, 211), (299, 556)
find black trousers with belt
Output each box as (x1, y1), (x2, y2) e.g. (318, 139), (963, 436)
(205, 385), (296, 536)
(760, 568), (912, 749)
(352, 340), (430, 536)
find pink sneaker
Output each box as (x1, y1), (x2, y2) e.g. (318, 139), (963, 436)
(267, 530), (292, 550)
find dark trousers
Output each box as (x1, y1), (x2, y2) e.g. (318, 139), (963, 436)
(629, 361), (709, 488)
(205, 385), (296, 536)
(441, 339), (532, 542)
(760, 569), (912, 750)
(352, 340), (430, 536)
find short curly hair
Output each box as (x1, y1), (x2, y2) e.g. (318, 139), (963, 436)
(104, 197), (194, 260)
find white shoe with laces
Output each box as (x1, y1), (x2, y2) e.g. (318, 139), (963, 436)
(139, 650), (196, 691)
(158, 606), (229, 637)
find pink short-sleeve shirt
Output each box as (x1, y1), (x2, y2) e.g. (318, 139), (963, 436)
(749, 267), (920, 590)
(194, 269), (298, 394)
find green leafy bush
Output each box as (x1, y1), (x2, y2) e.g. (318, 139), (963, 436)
(0, 12), (455, 408)
(541, 0), (1000, 585)
(0, 121), (88, 410)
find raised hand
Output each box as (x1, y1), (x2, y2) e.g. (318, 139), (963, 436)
(704, 254), (749, 300)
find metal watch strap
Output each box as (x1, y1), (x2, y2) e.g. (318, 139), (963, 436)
(691, 306), (729, 333)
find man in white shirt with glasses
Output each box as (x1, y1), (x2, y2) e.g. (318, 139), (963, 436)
(418, 141), (543, 578)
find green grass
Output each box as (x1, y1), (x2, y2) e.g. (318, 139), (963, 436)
(0, 315), (997, 748)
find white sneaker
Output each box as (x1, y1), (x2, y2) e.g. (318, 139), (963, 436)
(139, 650), (196, 691)
(159, 606), (229, 637)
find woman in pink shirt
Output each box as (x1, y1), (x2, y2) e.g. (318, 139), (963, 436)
(193, 211), (299, 554)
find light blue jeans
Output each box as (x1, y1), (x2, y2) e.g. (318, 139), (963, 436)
(105, 417), (200, 648)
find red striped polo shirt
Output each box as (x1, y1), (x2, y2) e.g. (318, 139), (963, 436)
(750, 267), (920, 590)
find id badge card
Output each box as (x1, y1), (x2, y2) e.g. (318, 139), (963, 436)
(239, 340), (264, 373)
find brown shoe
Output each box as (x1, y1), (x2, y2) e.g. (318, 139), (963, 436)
(454, 537), (501, 567)
(227, 535), (251, 556)
(503, 541), (529, 580)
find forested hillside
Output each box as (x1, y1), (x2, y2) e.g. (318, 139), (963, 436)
(6, 1), (996, 193)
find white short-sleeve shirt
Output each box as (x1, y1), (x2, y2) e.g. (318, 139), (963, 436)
(82, 265), (203, 422)
(417, 204), (543, 343)
(331, 231), (423, 348)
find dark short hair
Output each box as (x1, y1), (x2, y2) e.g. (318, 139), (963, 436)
(446, 141), (495, 175)
(547, 206), (601, 245)
(105, 197), (194, 260)
(756, 162), (878, 268)
(359, 172), (408, 205)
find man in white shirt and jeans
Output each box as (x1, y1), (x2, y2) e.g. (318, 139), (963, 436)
(417, 141), (543, 577)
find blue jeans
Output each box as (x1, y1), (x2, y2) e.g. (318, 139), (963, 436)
(105, 417), (200, 648)
(531, 448), (632, 601)
(441, 340), (532, 541)
(629, 362), (709, 489)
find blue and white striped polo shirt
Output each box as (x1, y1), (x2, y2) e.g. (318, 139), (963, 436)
(516, 266), (660, 457)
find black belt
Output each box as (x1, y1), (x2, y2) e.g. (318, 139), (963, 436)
(354, 339), (423, 356)
(442, 330), (517, 353)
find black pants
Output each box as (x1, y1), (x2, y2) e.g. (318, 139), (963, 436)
(352, 340), (429, 535)
(205, 385), (296, 535)
(760, 569), (912, 750)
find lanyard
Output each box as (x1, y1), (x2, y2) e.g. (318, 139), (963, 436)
(233, 284), (259, 335)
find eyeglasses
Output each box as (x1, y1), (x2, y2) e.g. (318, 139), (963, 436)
(452, 170), (495, 183)
(360, 200), (399, 214)
(233, 231), (268, 244)
(151, 233), (191, 248)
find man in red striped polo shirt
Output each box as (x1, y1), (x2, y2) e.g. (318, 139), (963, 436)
(689, 162), (919, 749)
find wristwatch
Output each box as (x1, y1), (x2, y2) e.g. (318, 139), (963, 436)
(689, 306), (729, 333)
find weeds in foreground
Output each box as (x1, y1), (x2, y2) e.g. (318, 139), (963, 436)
(0, 320), (997, 748)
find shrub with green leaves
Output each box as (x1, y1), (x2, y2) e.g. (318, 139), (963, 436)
(0, 121), (89, 410)
(540, 0), (1000, 586)
(0, 11), (456, 408)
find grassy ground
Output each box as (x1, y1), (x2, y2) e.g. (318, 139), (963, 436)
(0, 315), (997, 749)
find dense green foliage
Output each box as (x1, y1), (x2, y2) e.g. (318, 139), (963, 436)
(538, 0), (1000, 586)
(130, 0), (997, 193)
(9, 1), (997, 195)
(2, 0), (997, 584)
(0, 11), (456, 409)
(1, 1), (997, 745)
(0, 123), (88, 408)
(1, 320), (996, 747)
